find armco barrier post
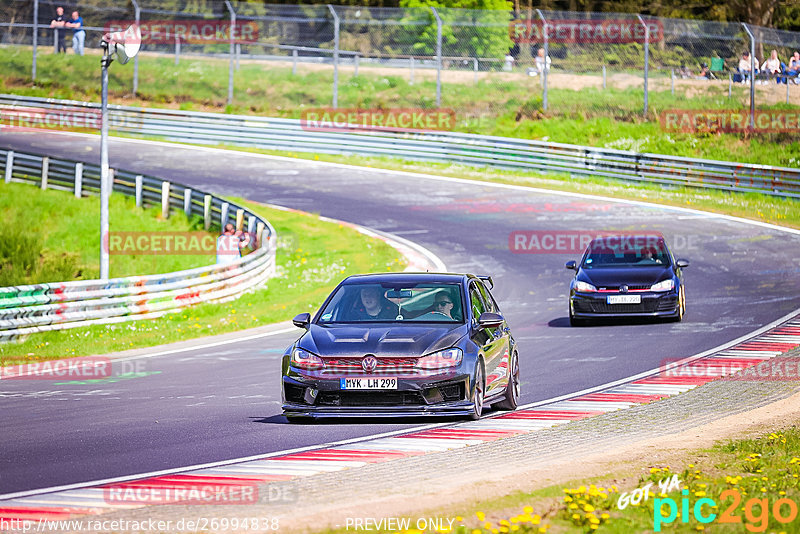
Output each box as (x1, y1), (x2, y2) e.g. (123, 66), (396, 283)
(135, 175), (143, 208)
(161, 181), (170, 219)
(41, 156), (49, 190)
(5, 151), (14, 183)
(248, 214), (256, 234)
(184, 188), (193, 217)
(204, 195), (212, 230)
(220, 202), (230, 228)
(236, 209), (244, 231)
(637, 14), (649, 116)
(328, 5), (340, 109)
(257, 222), (265, 248)
(74, 162), (83, 198)
(432, 7), (442, 107)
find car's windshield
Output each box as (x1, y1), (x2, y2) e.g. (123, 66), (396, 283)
(582, 236), (671, 268)
(317, 282), (464, 324)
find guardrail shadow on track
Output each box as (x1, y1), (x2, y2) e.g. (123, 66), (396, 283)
(0, 147), (278, 342)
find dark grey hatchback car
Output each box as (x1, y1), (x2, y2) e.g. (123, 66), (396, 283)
(281, 273), (519, 421)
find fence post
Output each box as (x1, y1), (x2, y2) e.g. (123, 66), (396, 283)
(787, 80), (791, 104)
(328, 5), (340, 109)
(132, 0), (140, 94)
(236, 43), (241, 70)
(410, 56), (415, 84)
(135, 175), (143, 208)
(431, 7), (442, 107)
(602, 65), (606, 89)
(536, 9), (548, 111)
(41, 156), (48, 190)
(220, 202), (230, 228)
(671, 68), (675, 95)
(184, 188), (193, 217)
(729, 73), (733, 99)
(236, 208), (244, 231)
(224, 0), (236, 106)
(175, 36), (180, 65)
(74, 162), (83, 198)
(53, 28), (58, 53)
(637, 15), (649, 116)
(473, 57), (478, 84)
(742, 23), (756, 131)
(292, 49), (298, 75)
(5, 151), (13, 183)
(354, 54), (359, 77)
(203, 194), (212, 230)
(161, 181), (170, 219)
(32, 0), (39, 81)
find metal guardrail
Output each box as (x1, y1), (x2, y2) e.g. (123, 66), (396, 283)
(0, 147), (277, 342)
(1, 94), (797, 199)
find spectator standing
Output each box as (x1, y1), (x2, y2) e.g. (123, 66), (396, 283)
(66, 10), (85, 56)
(216, 223), (240, 265)
(50, 6), (67, 54)
(761, 49), (782, 83)
(503, 52), (515, 72)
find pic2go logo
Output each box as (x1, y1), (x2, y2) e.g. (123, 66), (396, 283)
(654, 489), (800, 532)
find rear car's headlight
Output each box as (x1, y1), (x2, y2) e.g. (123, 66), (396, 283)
(650, 279), (675, 292)
(415, 348), (463, 370)
(291, 348), (324, 370)
(573, 280), (597, 293)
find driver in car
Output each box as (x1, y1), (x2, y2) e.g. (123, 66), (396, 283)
(351, 286), (397, 320)
(433, 292), (455, 319)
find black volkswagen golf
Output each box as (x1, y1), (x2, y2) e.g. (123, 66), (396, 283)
(566, 234), (689, 326)
(281, 273), (519, 421)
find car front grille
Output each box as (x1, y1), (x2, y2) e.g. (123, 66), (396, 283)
(321, 357), (419, 375)
(574, 299), (659, 314)
(317, 391), (427, 406)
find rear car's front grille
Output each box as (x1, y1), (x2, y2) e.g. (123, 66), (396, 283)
(597, 285), (651, 291)
(573, 299), (659, 314)
(283, 383), (306, 404)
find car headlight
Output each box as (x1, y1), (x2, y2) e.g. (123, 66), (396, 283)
(650, 279), (675, 292)
(291, 348), (324, 370)
(573, 280), (597, 293)
(415, 348), (463, 370)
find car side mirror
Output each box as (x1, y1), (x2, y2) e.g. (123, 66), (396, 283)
(477, 311), (504, 329)
(676, 259), (690, 268)
(565, 260), (577, 270)
(292, 312), (311, 329)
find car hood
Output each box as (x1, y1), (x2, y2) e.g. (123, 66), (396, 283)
(299, 324), (467, 357)
(579, 266), (673, 288)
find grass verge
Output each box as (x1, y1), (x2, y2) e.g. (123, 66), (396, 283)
(311, 425), (800, 534)
(2, 47), (798, 166)
(0, 196), (406, 366)
(0, 180), (212, 285)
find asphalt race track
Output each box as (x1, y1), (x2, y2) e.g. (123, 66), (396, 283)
(2, 131), (800, 495)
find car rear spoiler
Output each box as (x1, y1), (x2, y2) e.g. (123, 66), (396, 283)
(478, 275), (494, 289)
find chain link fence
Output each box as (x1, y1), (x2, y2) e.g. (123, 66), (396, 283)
(1, 1), (799, 134)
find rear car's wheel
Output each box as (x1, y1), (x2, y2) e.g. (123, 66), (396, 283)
(669, 287), (685, 322)
(569, 308), (588, 327)
(493, 351), (520, 411)
(469, 363), (485, 420)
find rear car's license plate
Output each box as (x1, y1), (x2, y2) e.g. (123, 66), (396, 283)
(340, 377), (398, 390)
(607, 295), (641, 304)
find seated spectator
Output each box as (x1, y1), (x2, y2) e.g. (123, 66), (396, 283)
(535, 48), (551, 75)
(737, 51), (753, 84)
(503, 52), (515, 72)
(761, 49), (782, 83)
(678, 63), (692, 79)
(697, 63), (714, 80)
(787, 52), (800, 84)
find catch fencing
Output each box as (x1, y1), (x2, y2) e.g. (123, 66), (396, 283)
(1, 94), (797, 200)
(2, 1), (800, 123)
(0, 146), (278, 342)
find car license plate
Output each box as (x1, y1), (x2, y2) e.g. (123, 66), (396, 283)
(340, 377), (398, 390)
(607, 295), (641, 304)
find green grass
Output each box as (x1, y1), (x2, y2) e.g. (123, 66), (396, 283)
(0, 196), (405, 366)
(0, 181), (212, 285)
(308, 425), (800, 534)
(2, 47), (798, 166)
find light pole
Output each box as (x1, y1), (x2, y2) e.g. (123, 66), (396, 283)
(99, 25), (140, 280)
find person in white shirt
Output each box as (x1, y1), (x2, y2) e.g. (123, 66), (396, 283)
(217, 223), (242, 265)
(503, 53), (515, 72)
(535, 48), (551, 75)
(761, 49), (782, 83)
(737, 51), (753, 83)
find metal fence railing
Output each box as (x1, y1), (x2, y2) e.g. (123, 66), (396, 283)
(2, 1), (799, 121)
(1, 94), (797, 199)
(0, 146), (278, 342)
